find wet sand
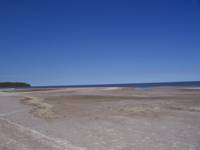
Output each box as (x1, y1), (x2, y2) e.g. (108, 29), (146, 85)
(0, 87), (200, 150)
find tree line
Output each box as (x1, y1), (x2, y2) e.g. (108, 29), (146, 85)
(0, 82), (31, 88)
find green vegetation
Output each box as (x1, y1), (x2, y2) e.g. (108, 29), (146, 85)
(0, 82), (31, 88)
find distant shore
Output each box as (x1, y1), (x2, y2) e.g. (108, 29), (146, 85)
(0, 82), (31, 88)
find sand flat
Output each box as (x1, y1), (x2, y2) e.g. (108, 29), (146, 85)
(0, 87), (200, 150)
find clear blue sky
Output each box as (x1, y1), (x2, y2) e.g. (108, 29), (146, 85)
(0, 0), (200, 86)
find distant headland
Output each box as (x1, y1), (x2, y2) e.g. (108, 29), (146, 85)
(0, 82), (31, 88)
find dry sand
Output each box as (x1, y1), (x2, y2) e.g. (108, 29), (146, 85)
(0, 87), (200, 150)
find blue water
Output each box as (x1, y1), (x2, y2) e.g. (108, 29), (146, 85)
(32, 81), (200, 89)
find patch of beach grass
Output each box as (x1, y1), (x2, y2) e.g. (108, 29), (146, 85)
(21, 96), (57, 120)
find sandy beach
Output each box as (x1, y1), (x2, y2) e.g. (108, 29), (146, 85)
(0, 87), (200, 150)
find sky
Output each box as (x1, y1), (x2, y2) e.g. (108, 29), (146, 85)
(0, 0), (200, 86)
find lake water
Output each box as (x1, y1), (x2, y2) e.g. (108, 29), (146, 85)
(32, 81), (200, 89)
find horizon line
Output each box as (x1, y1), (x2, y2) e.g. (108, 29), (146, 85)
(32, 80), (200, 87)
